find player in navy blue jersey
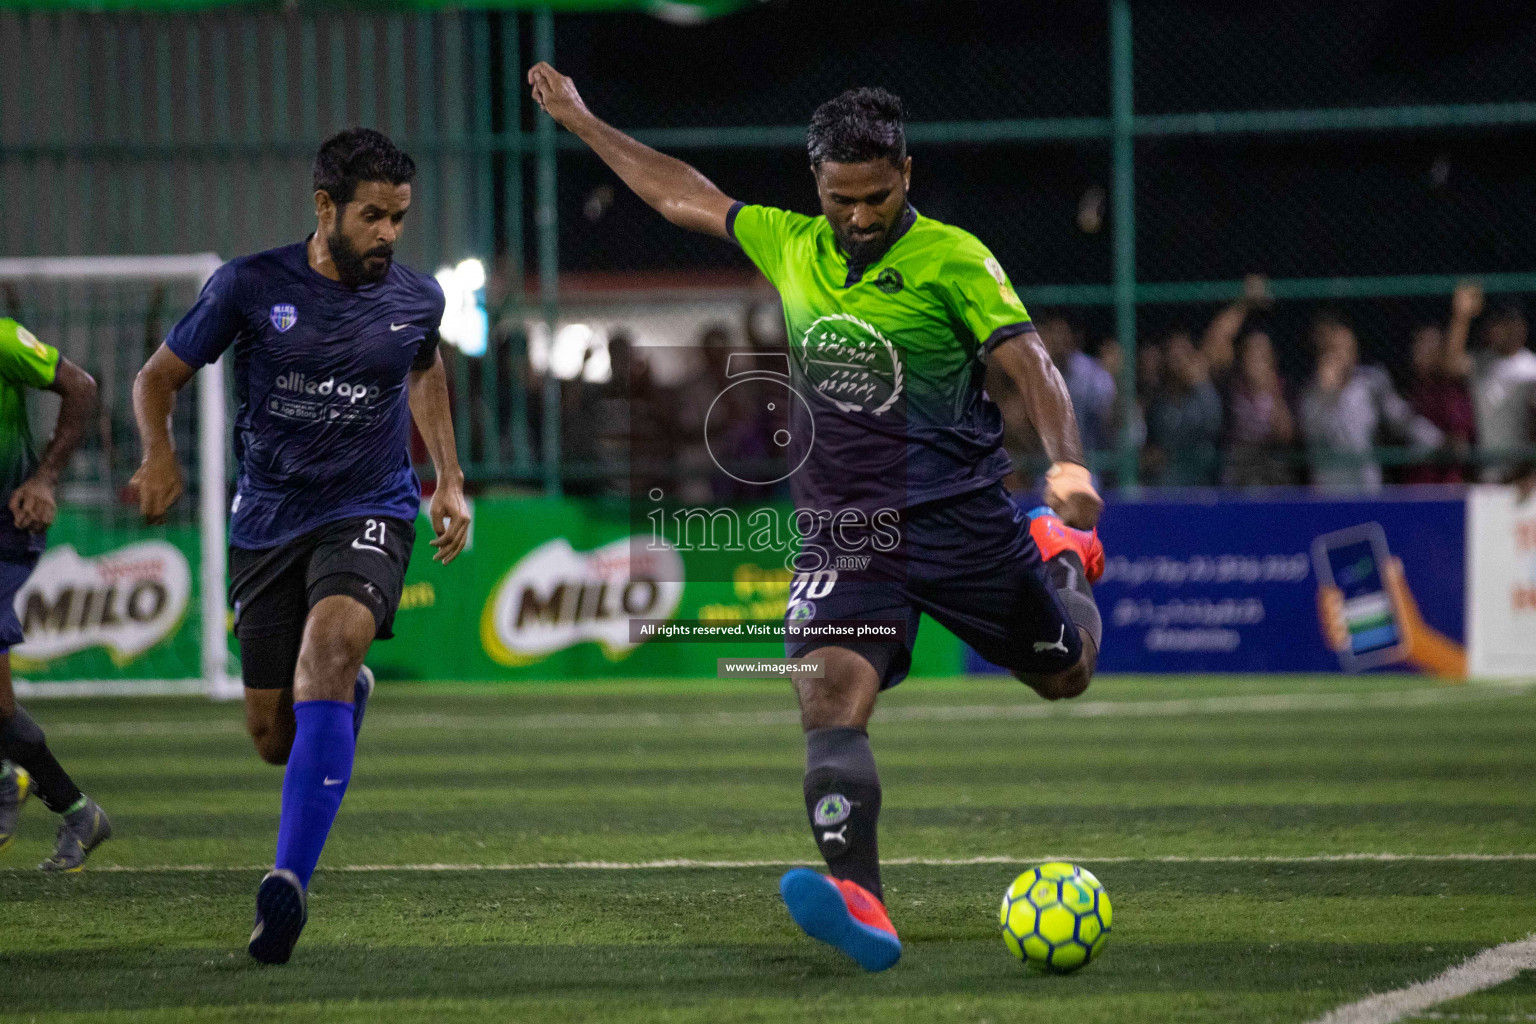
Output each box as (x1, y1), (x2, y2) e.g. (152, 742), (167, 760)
(130, 128), (470, 964)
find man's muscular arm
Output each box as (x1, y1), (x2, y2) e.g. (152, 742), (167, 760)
(989, 328), (1103, 529)
(9, 358), (97, 532)
(527, 62), (737, 239)
(408, 350), (471, 565)
(130, 344), (197, 525)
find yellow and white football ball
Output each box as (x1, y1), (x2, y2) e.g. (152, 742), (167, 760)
(998, 862), (1112, 973)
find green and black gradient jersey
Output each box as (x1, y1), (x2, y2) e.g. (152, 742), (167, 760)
(0, 318), (60, 558)
(727, 202), (1033, 514)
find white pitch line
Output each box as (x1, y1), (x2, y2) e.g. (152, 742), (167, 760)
(41, 680), (1536, 739)
(1306, 934), (1536, 1024)
(8, 852), (1536, 874)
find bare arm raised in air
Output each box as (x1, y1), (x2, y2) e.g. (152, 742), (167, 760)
(527, 62), (737, 240)
(1442, 281), (1482, 378)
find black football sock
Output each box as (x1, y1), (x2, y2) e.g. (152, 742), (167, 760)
(803, 726), (884, 901)
(0, 707), (85, 813)
(1045, 550), (1102, 653)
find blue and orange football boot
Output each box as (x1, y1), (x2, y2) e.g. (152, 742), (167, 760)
(1027, 506), (1104, 583)
(780, 868), (902, 972)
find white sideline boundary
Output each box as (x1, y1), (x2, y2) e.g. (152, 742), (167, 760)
(9, 853), (1536, 874)
(1305, 933), (1536, 1024)
(13, 679), (208, 698)
(34, 679), (1536, 738)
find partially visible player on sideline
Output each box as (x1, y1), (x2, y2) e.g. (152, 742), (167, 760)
(529, 67), (1104, 971)
(131, 128), (470, 964)
(0, 318), (108, 871)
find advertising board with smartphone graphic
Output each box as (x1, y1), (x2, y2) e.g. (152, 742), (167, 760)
(968, 494), (1467, 675)
(1312, 524), (1408, 670)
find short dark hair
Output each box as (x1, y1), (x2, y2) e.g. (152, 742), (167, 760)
(806, 87), (907, 168)
(312, 127), (416, 206)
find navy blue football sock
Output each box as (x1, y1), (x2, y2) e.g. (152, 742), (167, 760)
(803, 726), (884, 901)
(274, 700), (354, 889)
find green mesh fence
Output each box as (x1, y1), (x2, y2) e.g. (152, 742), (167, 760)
(2, 2), (1535, 491)
(0, 273), (207, 519)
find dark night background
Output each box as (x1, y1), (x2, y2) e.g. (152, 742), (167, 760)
(530, 0), (1536, 279)
(488, 0), (1536, 375)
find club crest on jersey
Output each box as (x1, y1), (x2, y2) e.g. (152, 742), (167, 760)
(796, 314), (904, 417)
(873, 268), (904, 294)
(269, 304), (298, 333)
(813, 793), (852, 827)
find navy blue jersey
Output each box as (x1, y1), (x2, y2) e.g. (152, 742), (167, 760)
(166, 241), (444, 550)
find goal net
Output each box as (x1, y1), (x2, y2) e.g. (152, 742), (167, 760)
(0, 255), (238, 699)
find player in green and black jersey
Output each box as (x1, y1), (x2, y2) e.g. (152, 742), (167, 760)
(0, 317), (110, 871)
(530, 66), (1105, 971)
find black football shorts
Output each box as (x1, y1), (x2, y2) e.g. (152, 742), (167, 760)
(784, 485), (1081, 689)
(229, 514), (415, 646)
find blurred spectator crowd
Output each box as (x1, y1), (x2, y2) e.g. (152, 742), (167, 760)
(537, 298), (795, 502)
(1040, 278), (1535, 491)
(517, 280), (1536, 496)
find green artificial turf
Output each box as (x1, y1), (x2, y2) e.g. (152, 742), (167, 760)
(3, 674), (1533, 1023)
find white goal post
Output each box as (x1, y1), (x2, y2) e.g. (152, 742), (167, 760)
(0, 254), (238, 699)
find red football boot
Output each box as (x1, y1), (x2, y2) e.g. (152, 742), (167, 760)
(1027, 506), (1105, 583)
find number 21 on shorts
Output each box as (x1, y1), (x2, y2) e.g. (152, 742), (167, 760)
(353, 518), (388, 554)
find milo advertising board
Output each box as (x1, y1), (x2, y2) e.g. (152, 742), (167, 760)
(12, 498), (962, 685)
(368, 497), (962, 682)
(11, 511), (204, 685)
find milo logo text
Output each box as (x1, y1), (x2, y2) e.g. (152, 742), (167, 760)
(482, 536), (685, 665)
(12, 542), (191, 666)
